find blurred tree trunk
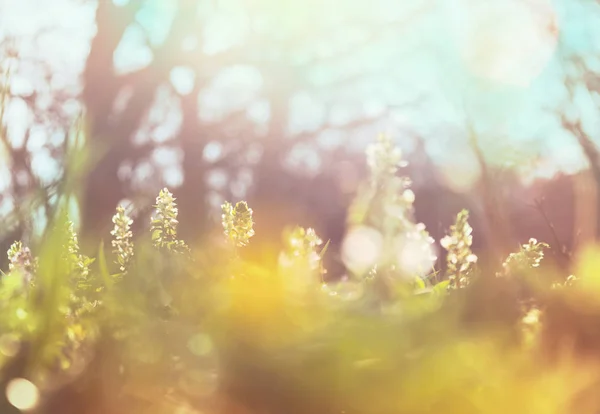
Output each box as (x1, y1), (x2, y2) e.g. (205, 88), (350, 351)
(467, 125), (514, 265)
(177, 82), (209, 244)
(80, 0), (146, 242)
(562, 117), (600, 240)
(80, 1), (196, 244)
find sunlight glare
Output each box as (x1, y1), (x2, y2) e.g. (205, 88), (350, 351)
(342, 226), (383, 274)
(396, 234), (437, 277)
(454, 0), (558, 87)
(6, 378), (39, 412)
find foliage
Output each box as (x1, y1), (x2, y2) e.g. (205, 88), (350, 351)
(0, 134), (597, 414)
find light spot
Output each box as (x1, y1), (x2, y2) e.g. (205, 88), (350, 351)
(152, 146), (182, 168)
(522, 308), (541, 326)
(16, 308), (27, 320)
(454, 0), (558, 86)
(202, 10), (249, 55)
(187, 334), (213, 357)
(113, 25), (153, 75)
(0, 334), (20, 357)
(285, 143), (321, 176)
(329, 281), (364, 301)
(396, 235), (437, 277)
(163, 166), (184, 187)
(289, 91), (327, 134)
(6, 378), (39, 411)
(206, 169), (228, 190)
(198, 65), (263, 122)
(6, 98), (32, 149)
(203, 141), (223, 163)
(342, 226), (383, 275)
(31, 149), (61, 186)
(246, 100), (271, 125)
(436, 152), (481, 194)
(170, 66), (196, 95)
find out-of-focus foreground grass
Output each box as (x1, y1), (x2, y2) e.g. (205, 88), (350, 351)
(1, 135), (600, 414)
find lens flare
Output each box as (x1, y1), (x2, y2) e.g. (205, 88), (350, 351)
(0, 334), (20, 357)
(395, 234), (437, 277)
(6, 378), (39, 412)
(453, 0), (558, 86)
(342, 226), (383, 275)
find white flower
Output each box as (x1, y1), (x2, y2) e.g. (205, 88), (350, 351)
(111, 205), (134, 274)
(440, 235), (454, 250)
(442, 210), (477, 289)
(402, 189), (415, 204)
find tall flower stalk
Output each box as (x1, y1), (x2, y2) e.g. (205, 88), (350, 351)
(441, 210), (477, 289)
(62, 219), (96, 316)
(111, 205), (134, 275)
(63, 220), (93, 284)
(347, 134), (436, 280)
(500, 238), (548, 277)
(280, 226), (324, 277)
(151, 188), (189, 254)
(221, 201), (255, 248)
(7, 241), (37, 285)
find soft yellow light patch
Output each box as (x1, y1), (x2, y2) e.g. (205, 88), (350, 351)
(566, 243), (600, 311)
(574, 244), (600, 292)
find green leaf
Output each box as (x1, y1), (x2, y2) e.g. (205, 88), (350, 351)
(414, 276), (426, 290)
(433, 280), (450, 295)
(319, 239), (331, 260)
(152, 230), (162, 241)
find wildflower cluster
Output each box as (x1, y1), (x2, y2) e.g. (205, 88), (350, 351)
(366, 135), (416, 233)
(395, 222), (437, 279)
(221, 201), (255, 247)
(441, 210), (477, 289)
(0, 187), (207, 383)
(366, 133), (405, 183)
(63, 220), (93, 283)
(1, 132), (591, 414)
(348, 134), (436, 281)
(286, 226), (323, 258)
(111, 205), (134, 275)
(63, 220), (96, 317)
(7, 241), (37, 284)
(280, 226), (324, 271)
(551, 274), (578, 289)
(0, 243), (35, 342)
(151, 188), (189, 254)
(501, 238), (549, 277)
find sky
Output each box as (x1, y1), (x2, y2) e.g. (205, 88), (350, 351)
(1, 0), (600, 220)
